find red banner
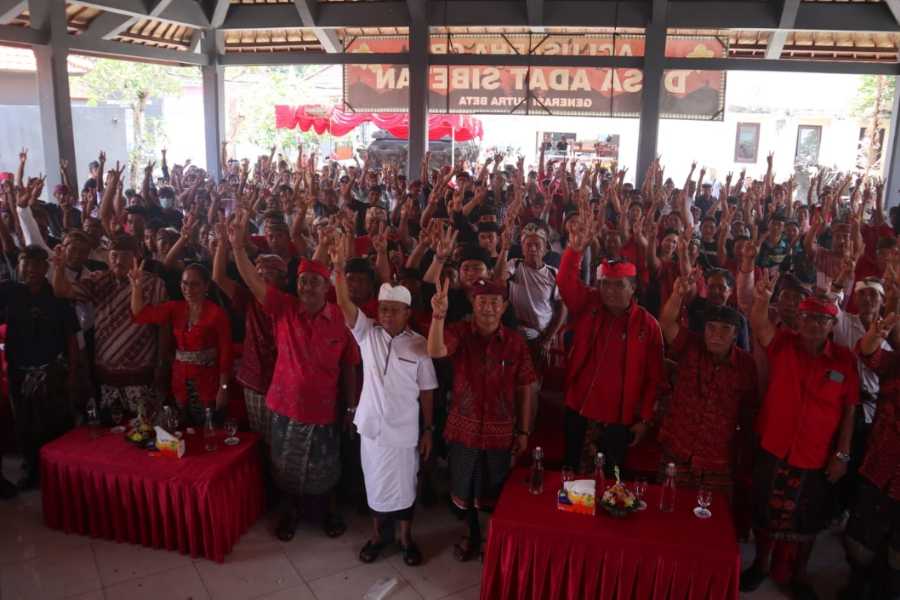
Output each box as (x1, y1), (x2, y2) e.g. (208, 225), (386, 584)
(343, 35), (726, 120)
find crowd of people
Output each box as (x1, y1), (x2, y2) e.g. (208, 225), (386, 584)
(0, 140), (897, 600)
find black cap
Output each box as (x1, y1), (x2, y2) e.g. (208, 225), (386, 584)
(477, 222), (501, 234)
(458, 244), (491, 266)
(703, 305), (742, 329)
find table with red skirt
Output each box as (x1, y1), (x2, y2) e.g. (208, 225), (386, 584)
(481, 469), (740, 600)
(40, 426), (263, 563)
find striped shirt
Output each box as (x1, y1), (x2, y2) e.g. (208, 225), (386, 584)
(73, 270), (167, 383)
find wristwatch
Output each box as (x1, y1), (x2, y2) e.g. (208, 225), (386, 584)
(515, 428), (531, 437)
(422, 425), (434, 433)
(220, 383), (228, 391)
(834, 451), (851, 463)
(346, 406), (357, 414)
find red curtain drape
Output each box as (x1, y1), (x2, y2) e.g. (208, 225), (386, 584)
(274, 105), (483, 141)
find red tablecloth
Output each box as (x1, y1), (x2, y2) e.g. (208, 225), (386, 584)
(481, 470), (740, 600)
(40, 427), (264, 563)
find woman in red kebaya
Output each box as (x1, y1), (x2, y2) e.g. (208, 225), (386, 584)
(129, 260), (232, 424)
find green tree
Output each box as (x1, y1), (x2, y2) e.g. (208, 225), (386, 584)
(80, 59), (189, 185)
(224, 64), (344, 161)
(853, 75), (895, 175)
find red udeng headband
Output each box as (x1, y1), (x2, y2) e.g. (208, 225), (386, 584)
(297, 258), (330, 280)
(599, 260), (637, 278)
(798, 297), (838, 318)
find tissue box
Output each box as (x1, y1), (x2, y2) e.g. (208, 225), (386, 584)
(557, 479), (596, 515)
(154, 426), (185, 458)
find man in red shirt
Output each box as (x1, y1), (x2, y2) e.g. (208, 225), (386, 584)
(658, 276), (757, 492)
(557, 216), (664, 475)
(427, 277), (535, 563)
(744, 278), (859, 599)
(230, 210), (359, 542)
(212, 219), (287, 443)
(848, 320), (900, 600)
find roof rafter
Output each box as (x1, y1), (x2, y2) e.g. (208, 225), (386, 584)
(292, 0), (341, 53)
(0, 0), (26, 25)
(765, 0), (800, 60)
(70, 0), (208, 29)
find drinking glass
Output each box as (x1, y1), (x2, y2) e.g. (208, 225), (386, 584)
(561, 467), (575, 483)
(87, 401), (101, 439)
(633, 477), (648, 511)
(224, 418), (239, 445)
(694, 485), (713, 519)
(110, 402), (125, 434)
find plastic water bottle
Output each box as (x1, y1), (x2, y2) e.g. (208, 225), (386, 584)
(203, 408), (217, 452)
(659, 462), (677, 513)
(529, 446), (544, 495)
(594, 452), (606, 497)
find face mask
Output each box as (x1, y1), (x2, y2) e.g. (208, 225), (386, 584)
(160, 197), (173, 209)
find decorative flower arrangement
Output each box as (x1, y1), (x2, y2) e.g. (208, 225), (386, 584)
(600, 466), (637, 518)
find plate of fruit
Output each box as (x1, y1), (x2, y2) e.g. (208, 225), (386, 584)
(599, 467), (638, 518)
(125, 420), (157, 450)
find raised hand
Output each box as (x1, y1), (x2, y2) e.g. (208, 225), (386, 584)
(329, 229), (348, 270)
(753, 269), (775, 304)
(435, 225), (458, 260)
(371, 223), (389, 255)
(229, 209), (249, 249)
(431, 277), (450, 317)
(867, 313), (900, 341)
(128, 257), (144, 285)
(18, 148), (27, 164)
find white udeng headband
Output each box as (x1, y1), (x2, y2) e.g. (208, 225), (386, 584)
(854, 280), (885, 296)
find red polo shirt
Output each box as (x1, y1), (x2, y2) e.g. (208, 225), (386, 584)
(757, 329), (859, 469)
(443, 322), (537, 450)
(659, 329), (758, 473)
(263, 286), (359, 424)
(857, 346), (900, 501)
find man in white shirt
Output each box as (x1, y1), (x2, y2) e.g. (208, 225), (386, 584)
(332, 238), (438, 567)
(831, 276), (888, 518)
(500, 223), (567, 416)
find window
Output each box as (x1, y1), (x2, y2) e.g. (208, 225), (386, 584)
(795, 125), (822, 168)
(734, 123), (760, 163)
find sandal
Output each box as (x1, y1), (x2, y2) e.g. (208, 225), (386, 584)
(401, 541), (423, 566)
(323, 513), (347, 538)
(276, 507), (299, 542)
(358, 539), (387, 563)
(452, 536), (478, 562)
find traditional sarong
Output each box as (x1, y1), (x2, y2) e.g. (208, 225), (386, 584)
(10, 359), (73, 473)
(846, 478), (900, 554)
(751, 449), (829, 541)
(448, 442), (511, 511)
(658, 449), (734, 495)
(243, 387), (271, 444)
(100, 383), (158, 414)
(360, 436), (418, 513)
(269, 412), (341, 497)
(565, 411), (632, 476)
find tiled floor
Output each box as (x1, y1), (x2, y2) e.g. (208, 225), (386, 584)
(0, 456), (850, 600)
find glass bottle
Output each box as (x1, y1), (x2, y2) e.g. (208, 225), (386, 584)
(594, 452), (606, 499)
(659, 462), (677, 513)
(203, 408), (217, 452)
(528, 446), (544, 495)
(86, 397), (101, 439)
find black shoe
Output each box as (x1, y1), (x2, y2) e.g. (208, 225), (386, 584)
(323, 513), (346, 538)
(790, 579), (819, 600)
(15, 472), (38, 491)
(401, 541), (423, 566)
(740, 565), (768, 592)
(358, 539), (387, 563)
(275, 507), (299, 542)
(839, 566), (873, 600)
(0, 476), (17, 499)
